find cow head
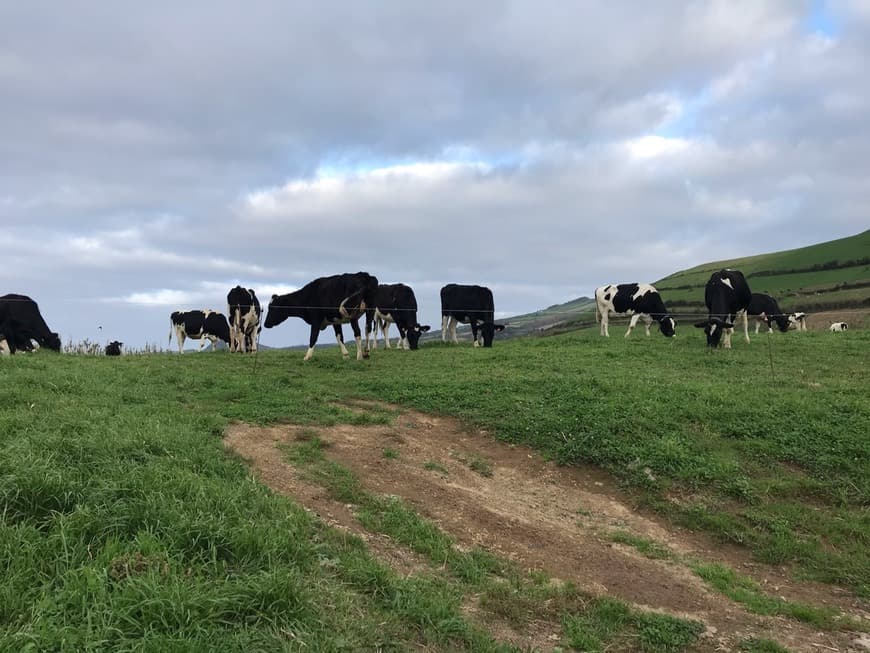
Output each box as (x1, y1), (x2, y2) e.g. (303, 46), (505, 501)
(477, 322), (506, 347)
(405, 324), (431, 350)
(264, 294), (289, 328)
(658, 316), (676, 338)
(771, 314), (791, 333)
(42, 332), (62, 352)
(694, 317), (731, 347)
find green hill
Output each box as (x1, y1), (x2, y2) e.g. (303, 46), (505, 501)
(655, 230), (870, 314)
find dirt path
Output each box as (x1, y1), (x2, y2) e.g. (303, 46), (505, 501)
(224, 403), (868, 653)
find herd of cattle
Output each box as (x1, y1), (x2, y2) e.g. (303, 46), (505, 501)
(0, 269), (853, 357)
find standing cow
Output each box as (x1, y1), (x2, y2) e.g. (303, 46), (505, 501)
(440, 284), (505, 347)
(169, 310), (231, 353)
(0, 294), (62, 354)
(366, 283), (431, 350)
(264, 272), (378, 360)
(743, 293), (791, 338)
(105, 341), (123, 356)
(829, 322), (848, 332)
(694, 269), (752, 348)
(227, 286), (262, 353)
(594, 283), (676, 338)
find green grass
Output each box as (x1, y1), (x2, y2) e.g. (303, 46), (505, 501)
(738, 637), (792, 652)
(609, 531), (674, 560)
(1, 322), (868, 647)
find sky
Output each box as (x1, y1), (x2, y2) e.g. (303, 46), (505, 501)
(2, 1), (868, 350)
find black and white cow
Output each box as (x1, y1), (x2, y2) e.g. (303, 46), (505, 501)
(440, 284), (505, 347)
(169, 310), (231, 353)
(788, 312), (808, 331)
(227, 286), (262, 353)
(829, 321), (848, 332)
(594, 283), (676, 338)
(0, 294), (62, 354)
(366, 283), (431, 350)
(264, 272), (378, 360)
(743, 293), (791, 337)
(105, 341), (123, 356)
(694, 269), (752, 348)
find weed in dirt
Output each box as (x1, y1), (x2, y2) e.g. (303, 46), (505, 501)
(738, 637), (792, 652)
(453, 451), (494, 477)
(423, 461), (449, 475)
(382, 447), (399, 460)
(609, 531), (674, 560)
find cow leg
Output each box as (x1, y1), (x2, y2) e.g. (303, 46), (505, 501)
(600, 312), (609, 337)
(333, 324), (350, 358)
(383, 320), (392, 348)
(441, 315), (450, 343)
(625, 314), (641, 338)
(349, 319), (367, 360)
(723, 327), (733, 349)
(303, 324), (320, 361)
(741, 311), (751, 344)
(450, 317), (459, 344)
(175, 327), (186, 353)
(642, 315), (653, 337)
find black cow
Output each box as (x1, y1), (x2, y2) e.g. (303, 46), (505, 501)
(105, 341), (123, 356)
(366, 283), (431, 350)
(227, 286), (262, 353)
(168, 310), (231, 353)
(694, 269), (752, 348)
(0, 294), (62, 354)
(744, 293), (790, 338)
(440, 284), (505, 347)
(594, 283), (676, 338)
(264, 272), (378, 360)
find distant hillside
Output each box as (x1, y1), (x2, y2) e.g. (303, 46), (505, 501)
(655, 230), (870, 315)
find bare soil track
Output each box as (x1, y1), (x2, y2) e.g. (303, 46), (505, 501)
(225, 402), (869, 653)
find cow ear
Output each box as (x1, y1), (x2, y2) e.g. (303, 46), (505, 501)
(693, 321), (707, 328)
(494, 324), (506, 332)
(271, 294), (278, 301)
(419, 325), (431, 332)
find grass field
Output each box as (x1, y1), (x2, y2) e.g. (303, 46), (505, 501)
(1, 325), (868, 650)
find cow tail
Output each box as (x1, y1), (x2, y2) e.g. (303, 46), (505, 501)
(594, 302), (600, 324)
(168, 321), (173, 346)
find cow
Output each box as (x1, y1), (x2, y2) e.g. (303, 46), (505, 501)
(168, 310), (231, 353)
(0, 294), (62, 354)
(693, 269), (752, 348)
(743, 293), (791, 337)
(829, 321), (848, 332)
(594, 283), (676, 338)
(105, 341), (123, 356)
(440, 284), (505, 347)
(788, 312), (808, 332)
(227, 286), (262, 353)
(264, 272), (378, 360)
(366, 283), (431, 350)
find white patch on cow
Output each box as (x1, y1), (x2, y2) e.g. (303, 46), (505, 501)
(723, 326), (734, 349)
(709, 322), (718, 338)
(737, 309), (751, 344)
(303, 346), (315, 360)
(0, 338), (9, 355)
(631, 284), (655, 300)
(441, 315), (450, 343)
(354, 335), (364, 360)
(719, 277), (734, 290)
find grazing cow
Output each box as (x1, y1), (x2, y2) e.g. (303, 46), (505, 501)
(693, 269), (752, 348)
(0, 294), (62, 354)
(788, 312), (808, 332)
(105, 341), (123, 356)
(829, 321), (848, 332)
(440, 284), (505, 347)
(227, 286), (262, 353)
(264, 272), (378, 360)
(743, 293), (791, 337)
(168, 310), (231, 353)
(366, 283), (431, 350)
(594, 283), (676, 338)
